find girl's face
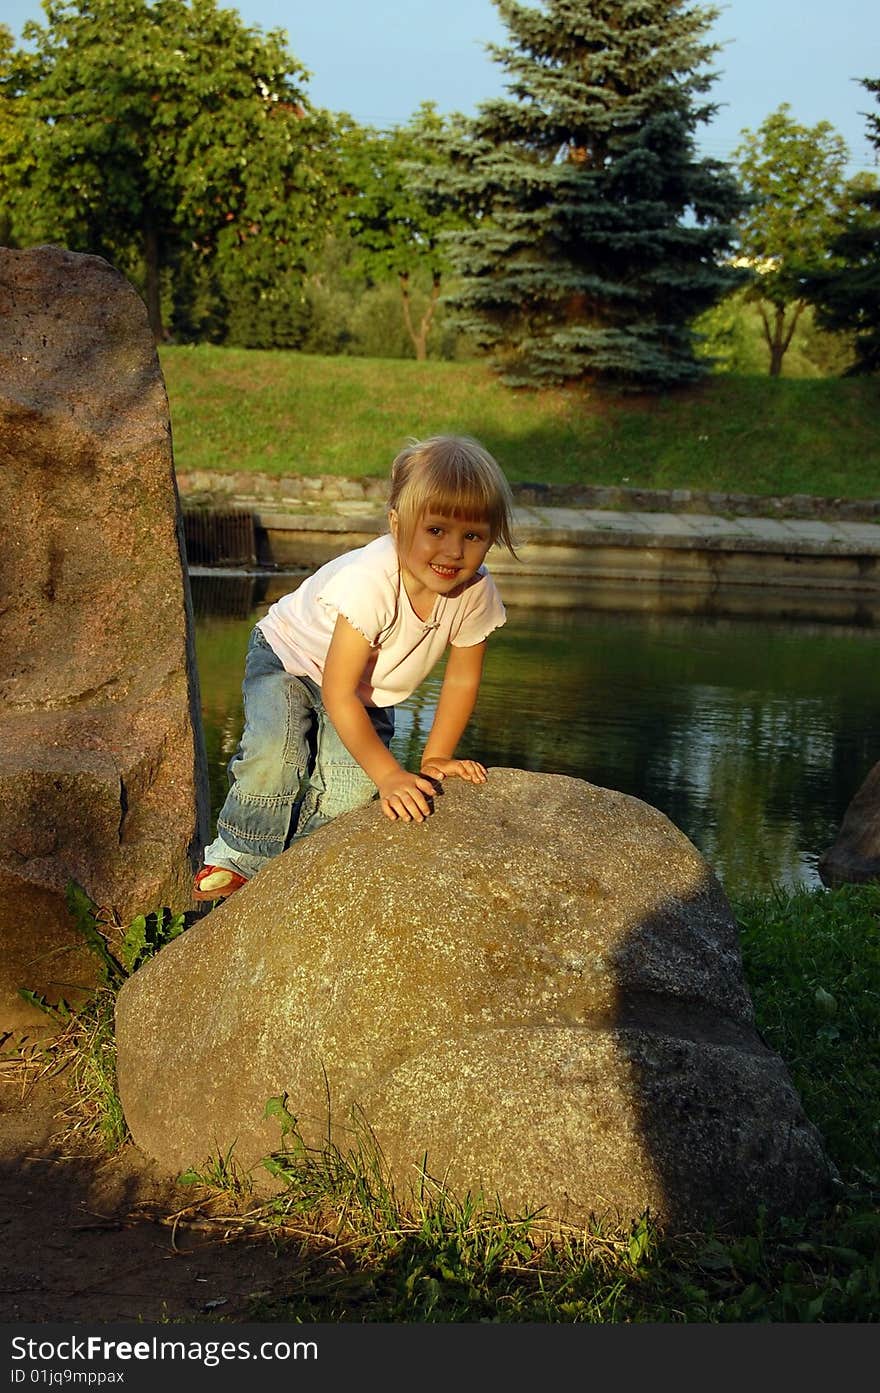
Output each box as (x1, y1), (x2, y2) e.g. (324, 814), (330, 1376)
(391, 509), (493, 604)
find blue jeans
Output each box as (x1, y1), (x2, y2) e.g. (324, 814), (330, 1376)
(204, 627), (394, 880)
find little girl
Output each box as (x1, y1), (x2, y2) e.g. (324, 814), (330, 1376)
(194, 434), (517, 900)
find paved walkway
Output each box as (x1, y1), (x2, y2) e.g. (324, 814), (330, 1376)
(509, 506), (880, 556)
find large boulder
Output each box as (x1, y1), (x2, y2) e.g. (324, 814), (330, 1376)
(116, 770), (832, 1228)
(0, 246), (209, 1029)
(818, 760), (880, 887)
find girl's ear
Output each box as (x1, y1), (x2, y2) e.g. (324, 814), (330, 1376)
(388, 509), (399, 540)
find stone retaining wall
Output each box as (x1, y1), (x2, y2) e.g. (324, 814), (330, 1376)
(176, 469), (880, 522)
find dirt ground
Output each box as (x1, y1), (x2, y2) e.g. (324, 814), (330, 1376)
(0, 1053), (302, 1324)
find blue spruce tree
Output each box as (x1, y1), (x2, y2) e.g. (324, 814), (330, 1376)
(431, 0), (745, 389)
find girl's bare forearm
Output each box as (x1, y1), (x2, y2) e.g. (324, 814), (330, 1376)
(421, 680), (480, 763)
(421, 642), (486, 764)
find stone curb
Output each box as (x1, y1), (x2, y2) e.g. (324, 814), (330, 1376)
(176, 470), (880, 524)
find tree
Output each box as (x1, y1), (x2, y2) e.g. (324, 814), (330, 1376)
(693, 287), (856, 377)
(732, 104), (852, 377)
(801, 81), (880, 375)
(3, 0), (333, 341)
(332, 105), (468, 361)
(0, 27), (17, 245)
(420, 0), (744, 390)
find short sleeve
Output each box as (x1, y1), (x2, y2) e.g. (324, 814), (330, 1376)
(450, 571), (507, 647)
(316, 559), (397, 645)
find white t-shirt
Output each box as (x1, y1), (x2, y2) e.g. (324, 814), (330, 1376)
(257, 534), (506, 707)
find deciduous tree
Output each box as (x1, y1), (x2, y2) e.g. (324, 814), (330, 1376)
(4, 0), (332, 341)
(732, 104), (852, 377)
(333, 105), (467, 361)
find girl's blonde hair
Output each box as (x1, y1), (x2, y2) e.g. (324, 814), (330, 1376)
(387, 435), (517, 556)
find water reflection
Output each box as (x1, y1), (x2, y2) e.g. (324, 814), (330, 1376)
(192, 572), (879, 896)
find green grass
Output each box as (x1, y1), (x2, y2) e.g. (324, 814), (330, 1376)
(160, 344), (880, 500)
(736, 883), (880, 1181)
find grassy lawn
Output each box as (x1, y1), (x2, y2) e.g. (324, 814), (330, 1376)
(160, 344), (880, 499)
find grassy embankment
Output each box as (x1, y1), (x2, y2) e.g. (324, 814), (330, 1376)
(160, 344), (880, 499)
(23, 882), (880, 1323)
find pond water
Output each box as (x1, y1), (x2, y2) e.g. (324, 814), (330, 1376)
(192, 572), (879, 897)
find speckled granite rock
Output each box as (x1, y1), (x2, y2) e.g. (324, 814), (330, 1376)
(0, 246), (209, 1028)
(116, 769), (833, 1227)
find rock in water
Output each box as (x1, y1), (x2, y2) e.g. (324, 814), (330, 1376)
(116, 770), (833, 1227)
(819, 760), (880, 887)
(0, 246), (209, 1029)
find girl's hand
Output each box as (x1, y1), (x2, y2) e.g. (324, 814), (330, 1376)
(378, 768), (440, 822)
(420, 757), (488, 785)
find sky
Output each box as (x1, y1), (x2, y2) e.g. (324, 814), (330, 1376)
(4, 0), (878, 174)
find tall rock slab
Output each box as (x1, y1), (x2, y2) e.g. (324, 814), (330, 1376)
(0, 246), (209, 1029)
(819, 759), (880, 887)
(116, 770), (833, 1229)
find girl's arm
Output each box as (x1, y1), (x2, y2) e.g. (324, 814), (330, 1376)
(322, 614), (439, 822)
(420, 641), (488, 786)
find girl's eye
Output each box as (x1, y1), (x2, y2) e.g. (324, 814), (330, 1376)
(427, 526), (443, 536)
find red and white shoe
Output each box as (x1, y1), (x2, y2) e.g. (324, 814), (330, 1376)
(192, 865), (248, 902)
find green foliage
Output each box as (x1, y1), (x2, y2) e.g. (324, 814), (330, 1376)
(219, 278), (312, 352)
(0, 24), (21, 244)
(3, 0), (333, 340)
(735, 883), (880, 1180)
(424, 0), (745, 390)
(20, 882), (187, 1150)
(299, 235), (463, 361)
(802, 182), (880, 376)
(17, 988), (73, 1024)
(801, 81), (880, 375)
(254, 1092), (551, 1321)
(119, 906), (187, 974)
(325, 105), (470, 361)
(51, 881), (186, 988)
(731, 104), (854, 376)
(64, 881), (128, 988)
(335, 106), (455, 281)
(180, 1140), (252, 1197)
(694, 288), (856, 377)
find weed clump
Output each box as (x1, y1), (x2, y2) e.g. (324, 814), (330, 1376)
(17, 882), (188, 1150)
